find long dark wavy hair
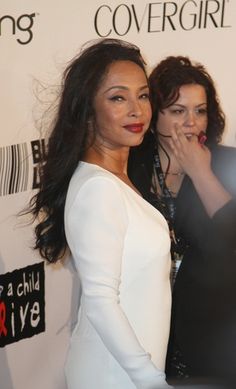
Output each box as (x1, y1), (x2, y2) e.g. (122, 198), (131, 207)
(149, 56), (225, 144)
(28, 38), (147, 263)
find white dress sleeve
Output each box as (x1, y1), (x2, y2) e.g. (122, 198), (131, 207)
(65, 176), (170, 389)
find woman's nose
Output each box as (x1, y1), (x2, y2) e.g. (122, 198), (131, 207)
(129, 99), (142, 117)
(184, 110), (196, 126)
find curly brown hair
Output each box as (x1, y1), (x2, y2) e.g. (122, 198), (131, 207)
(149, 56), (225, 144)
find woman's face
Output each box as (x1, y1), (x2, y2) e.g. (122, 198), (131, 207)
(93, 60), (151, 150)
(156, 84), (208, 142)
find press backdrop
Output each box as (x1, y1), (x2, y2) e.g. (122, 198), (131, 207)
(1, 1), (235, 388)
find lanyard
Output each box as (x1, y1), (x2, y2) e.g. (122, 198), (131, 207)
(153, 149), (176, 236)
(152, 148), (187, 284)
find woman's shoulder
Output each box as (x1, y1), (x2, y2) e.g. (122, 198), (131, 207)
(212, 143), (236, 171)
(211, 144), (236, 194)
(70, 162), (124, 192)
(65, 162), (127, 213)
(212, 143), (236, 159)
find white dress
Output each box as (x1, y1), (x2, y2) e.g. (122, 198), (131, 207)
(64, 162), (172, 389)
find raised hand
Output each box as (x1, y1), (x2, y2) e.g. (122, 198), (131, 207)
(169, 124), (211, 181)
(169, 125), (231, 217)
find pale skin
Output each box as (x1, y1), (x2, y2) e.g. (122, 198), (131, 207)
(156, 84), (232, 217)
(84, 60), (152, 193)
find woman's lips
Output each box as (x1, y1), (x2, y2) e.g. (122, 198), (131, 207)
(185, 132), (195, 138)
(123, 123), (144, 133)
(185, 132), (207, 144)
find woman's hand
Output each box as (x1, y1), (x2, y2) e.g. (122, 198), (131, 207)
(169, 125), (211, 181)
(169, 125), (232, 217)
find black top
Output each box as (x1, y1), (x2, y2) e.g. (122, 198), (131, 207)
(128, 131), (236, 386)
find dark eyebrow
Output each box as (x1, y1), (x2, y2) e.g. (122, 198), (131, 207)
(196, 103), (207, 107)
(171, 102), (207, 108)
(103, 84), (149, 94)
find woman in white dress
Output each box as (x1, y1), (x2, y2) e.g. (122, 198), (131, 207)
(28, 38), (172, 388)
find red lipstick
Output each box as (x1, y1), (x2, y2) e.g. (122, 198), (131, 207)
(123, 123), (144, 133)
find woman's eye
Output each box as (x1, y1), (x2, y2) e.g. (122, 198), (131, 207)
(196, 108), (207, 115)
(171, 109), (184, 115)
(140, 93), (150, 100)
(109, 95), (124, 102)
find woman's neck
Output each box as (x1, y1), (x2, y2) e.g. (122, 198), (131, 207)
(156, 143), (185, 197)
(84, 143), (142, 196)
(83, 144), (129, 176)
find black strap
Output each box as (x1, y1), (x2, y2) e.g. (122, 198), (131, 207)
(153, 149), (176, 234)
(152, 148), (188, 284)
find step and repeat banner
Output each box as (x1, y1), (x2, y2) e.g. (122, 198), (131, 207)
(0, 1), (235, 388)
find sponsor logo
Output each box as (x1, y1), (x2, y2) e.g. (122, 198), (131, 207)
(94, 0), (231, 37)
(0, 139), (45, 196)
(0, 262), (45, 347)
(0, 12), (37, 45)
(31, 139), (46, 190)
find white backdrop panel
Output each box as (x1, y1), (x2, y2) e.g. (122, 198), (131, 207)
(0, 1), (235, 388)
